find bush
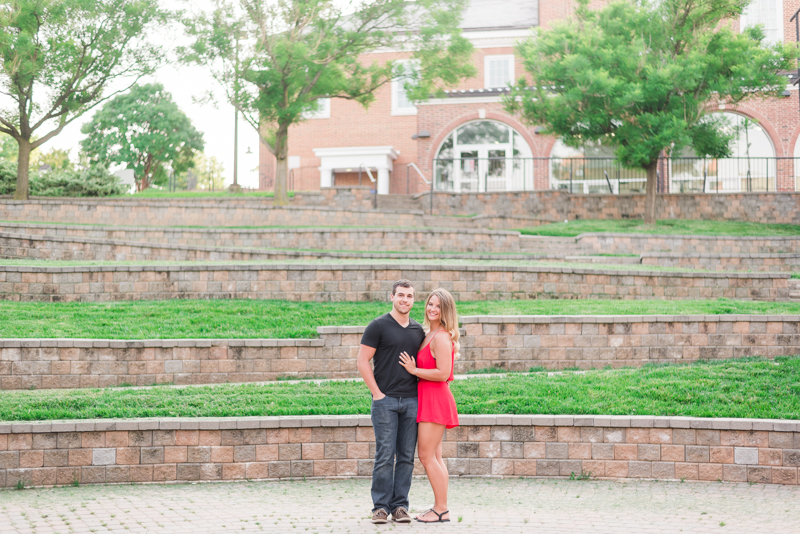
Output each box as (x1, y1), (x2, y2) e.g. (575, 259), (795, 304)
(0, 160), (16, 195)
(31, 166), (128, 197)
(0, 163), (128, 197)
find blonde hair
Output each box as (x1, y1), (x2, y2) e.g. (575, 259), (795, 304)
(423, 288), (460, 360)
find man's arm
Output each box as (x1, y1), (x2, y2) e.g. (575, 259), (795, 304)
(357, 344), (384, 400)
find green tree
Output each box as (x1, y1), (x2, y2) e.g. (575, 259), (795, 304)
(80, 84), (205, 190)
(0, 0), (169, 199)
(0, 133), (16, 163)
(193, 153), (226, 191)
(183, 0), (475, 205)
(507, 0), (797, 224)
(31, 147), (73, 172)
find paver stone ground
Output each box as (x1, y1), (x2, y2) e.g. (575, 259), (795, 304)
(0, 477), (798, 533)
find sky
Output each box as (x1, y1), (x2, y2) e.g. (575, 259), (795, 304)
(16, 0), (263, 189)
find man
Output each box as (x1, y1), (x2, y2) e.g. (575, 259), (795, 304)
(357, 279), (426, 524)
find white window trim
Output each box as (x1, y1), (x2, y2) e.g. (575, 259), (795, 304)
(484, 54), (515, 89)
(740, 0), (784, 45)
(303, 98), (330, 120)
(391, 60), (418, 116)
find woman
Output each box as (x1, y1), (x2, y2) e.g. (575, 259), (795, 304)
(399, 288), (460, 523)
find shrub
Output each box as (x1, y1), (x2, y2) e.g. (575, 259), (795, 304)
(31, 165), (128, 197)
(0, 160), (15, 195)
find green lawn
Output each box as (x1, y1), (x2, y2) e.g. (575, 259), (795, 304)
(1, 299), (799, 339)
(2, 357), (798, 421)
(522, 219), (800, 237)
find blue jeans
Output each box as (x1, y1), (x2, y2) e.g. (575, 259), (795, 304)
(370, 395), (418, 514)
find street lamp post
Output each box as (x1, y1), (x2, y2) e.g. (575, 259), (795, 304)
(229, 32), (243, 193)
(792, 8), (800, 112)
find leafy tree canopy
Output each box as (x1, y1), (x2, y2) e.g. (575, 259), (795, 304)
(506, 0), (797, 223)
(182, 0), (476, 204)
(80, 83), (205, 190)
(0, 0), (169, 199)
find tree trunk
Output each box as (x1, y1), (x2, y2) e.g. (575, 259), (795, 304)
(273, 123), (290, 206)
(13, 138), (32, 201)
(644, 160), (658, 225)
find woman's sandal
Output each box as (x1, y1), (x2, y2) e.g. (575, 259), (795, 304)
(415, 508), (450, 523)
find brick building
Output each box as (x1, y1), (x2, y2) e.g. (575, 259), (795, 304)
(260, 0), (800, 195)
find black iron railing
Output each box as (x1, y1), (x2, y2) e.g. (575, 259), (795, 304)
(432, 157), (798, 194)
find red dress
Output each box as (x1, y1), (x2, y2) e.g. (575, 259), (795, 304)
(416, 331), (459, 429)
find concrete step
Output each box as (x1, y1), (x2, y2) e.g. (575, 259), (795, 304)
(376, 194), (421, 212)
(788, 279), (800, 300)
(519, 235), (583, 254)
(564, 255), (641, 265)
(420, 215), (481, 229)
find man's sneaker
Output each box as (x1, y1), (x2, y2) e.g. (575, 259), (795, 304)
(392, 507), (412, 523)
(372, 509), (389, 524)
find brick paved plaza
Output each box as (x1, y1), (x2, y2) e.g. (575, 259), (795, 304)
(1, 477), (799, 533)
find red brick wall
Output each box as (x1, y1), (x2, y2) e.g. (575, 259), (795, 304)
(259, 0), (800, 194)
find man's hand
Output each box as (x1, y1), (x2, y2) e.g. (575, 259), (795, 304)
(372, 391), (386, 401)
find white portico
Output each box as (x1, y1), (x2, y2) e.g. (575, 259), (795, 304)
(313, 146), (399, 195)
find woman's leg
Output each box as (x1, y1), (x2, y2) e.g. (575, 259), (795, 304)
(435, 438), (448, 499)
(416, 421), (449, 521)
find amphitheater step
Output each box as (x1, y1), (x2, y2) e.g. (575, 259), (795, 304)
(420, 215), (481, 229)
(376, 194), (422, 212)
(789, 279), (800, 300)
(564, 255), (641, 265)
(519, 235), (583, 254)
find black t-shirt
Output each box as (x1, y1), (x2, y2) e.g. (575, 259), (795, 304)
(361, 313), (425, 398)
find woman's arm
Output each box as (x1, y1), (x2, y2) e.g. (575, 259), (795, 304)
(398, 333), (452, 382)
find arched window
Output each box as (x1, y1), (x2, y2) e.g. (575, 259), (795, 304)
(434, 120), (532, 192)
(671, 112), (776, 192)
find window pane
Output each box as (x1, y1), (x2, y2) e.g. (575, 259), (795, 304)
(743, 0), (781, 43)
(457, 121), (510, 144)
(396, 80), (414, 109)
(488, 58), (511, 88)
(394, 61), (417, 111)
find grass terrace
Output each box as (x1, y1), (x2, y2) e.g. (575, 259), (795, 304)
(1, 357), (798, 421)
(1, 299), (799, 339)
(522, 219), (800, 237)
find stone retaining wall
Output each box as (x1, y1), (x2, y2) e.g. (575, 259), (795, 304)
(641, 253), (800, 272)
(0, 199), (423, 228)
(4, 315), (800, 390)
(0, 223), (522, 254)
(0, 338), (343, 390)
(0, 264), (787, 302)
(458, 315), (800, 372)
(418, 190), (800, 225)
(0, 232), (556, 263)
(0, 415), (797, 488)
(578, 234), (800, 255)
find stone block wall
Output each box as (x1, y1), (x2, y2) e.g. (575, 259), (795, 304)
(641, 253), (800, 273)
(0, 264), (788, 303)
(458, 315), (800, 372)
(0, 200), (422, 228)
(0, 337), (359, 390)
(0, 223), (522, 254)
(4, 316), (800, 390)
(1, 415), (798, 488)
(578, 234), (800, 255)
(415, 190), (800, 225)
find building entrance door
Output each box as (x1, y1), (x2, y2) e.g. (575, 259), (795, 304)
(455, 145), (510, 192)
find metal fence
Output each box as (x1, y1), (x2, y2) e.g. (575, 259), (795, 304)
(433, 157), (798, 194)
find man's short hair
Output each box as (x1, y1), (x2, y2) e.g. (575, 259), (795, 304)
(392, 279), (414, 295)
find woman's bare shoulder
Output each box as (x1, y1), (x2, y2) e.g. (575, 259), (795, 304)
(430, 330), (452, 358)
